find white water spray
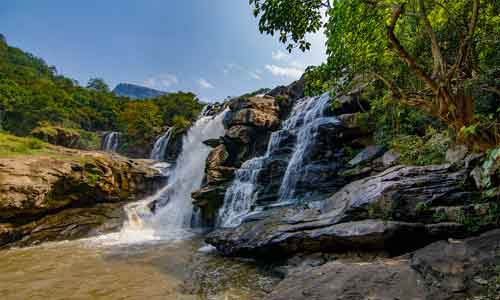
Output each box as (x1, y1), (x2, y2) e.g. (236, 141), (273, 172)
(278, 93), (336, 201)
(150, 127), (174, 160)
(107, 109), (227, 243)
(218, 92), (335, 228)
(102, 132), (120, 152)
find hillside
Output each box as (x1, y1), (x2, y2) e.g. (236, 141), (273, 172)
(0, 35), (203, 154)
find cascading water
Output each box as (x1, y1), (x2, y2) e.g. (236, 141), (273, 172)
(109, 109), (227, 243)
(218, 92), (336, 228)
(278, 93), (337, 201)
(150, 127), (174, 160)
(102, 132), (120, 152)
(217, 157), (265, 228)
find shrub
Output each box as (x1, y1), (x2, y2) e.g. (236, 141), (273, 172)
(0, 132), (50, 156)
(390, 128), (451, 166)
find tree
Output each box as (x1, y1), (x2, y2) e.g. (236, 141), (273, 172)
(86, 78), (109, 93)
(250, 0), (500, 148)
(118, 101), (162, 143)
(249, 0), (330, 52)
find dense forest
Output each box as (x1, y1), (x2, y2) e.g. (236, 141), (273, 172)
(251, 0), (499, 152)
(0, 33), (203, 150)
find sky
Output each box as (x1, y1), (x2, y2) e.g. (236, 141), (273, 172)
(1, 0), (327, 102)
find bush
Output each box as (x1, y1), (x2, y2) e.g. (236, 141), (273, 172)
(171, 115), (191, 131)
(390, 128), (451, 166)
(0, 132), (50, 156)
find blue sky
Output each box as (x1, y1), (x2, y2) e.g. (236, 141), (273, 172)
(1, 0), (326, 102)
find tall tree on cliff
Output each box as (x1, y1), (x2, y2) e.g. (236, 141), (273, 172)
(250, 0), (500, 147)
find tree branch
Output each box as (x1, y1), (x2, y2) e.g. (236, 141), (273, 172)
(371, 72), (433, 114)
(447, 0), (480, 82)
(480, 85), (500, 96)
(418, 0), (446, 78)
(387, 5), (439, 93)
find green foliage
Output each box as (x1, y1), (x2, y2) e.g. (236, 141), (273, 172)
(0, 36), (122, 135)
(250, 0), (500, 147)
(118, 101), (162, 149)
(249, 0), (327, 52)
(303, 65), (334, 96)
(0, 132), (50, 156)
(390, 128), (451, 166)
(415, 202), (430, 214)
(76, 130), (101, 150)
(474, 147), (500, 199)
(356, 89), (440, 144)
(171, 115), (191, 131)
(458, 203), (500, 233)
(0, 35), (203, 151)
(153, 92), (203, 125)
(86, 78), (109, 93)
(432, 210), (448, 222)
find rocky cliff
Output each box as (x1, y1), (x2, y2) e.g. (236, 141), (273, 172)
(192, 79), (305, 227)
(192, 79), (500, 299)
(0, 147), (165, 247)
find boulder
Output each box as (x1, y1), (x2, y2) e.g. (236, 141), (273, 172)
(226, 108), (280, 130)
(321, 164), (479, 222)
(382, 150), (401, 167)
(347, 145), (385, 167)
(206, 211), (465, 258)
(266, 229), (500, 300)
(0, 150), (164, 247)
(225, 96), (280, 130)
(446, 144), (469, 164)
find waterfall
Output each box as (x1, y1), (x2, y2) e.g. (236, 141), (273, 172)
(102, 132), (120, 152)
(278, 93), (336, 201)
(150, 127), (174, 160)
(218, 92), (335, 228)
(217, 157), (265, 228)
(117, 109), (227, 241)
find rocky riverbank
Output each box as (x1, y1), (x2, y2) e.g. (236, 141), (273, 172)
(0, 146), (165, 248)
(192, 79), (500, 299)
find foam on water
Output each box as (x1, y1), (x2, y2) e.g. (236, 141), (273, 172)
(94, 109), (227, 245)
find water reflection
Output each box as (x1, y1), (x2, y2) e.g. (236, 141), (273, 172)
(0, 238), (277, 300)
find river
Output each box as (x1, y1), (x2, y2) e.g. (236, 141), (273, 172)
(0, 236), (277, 300)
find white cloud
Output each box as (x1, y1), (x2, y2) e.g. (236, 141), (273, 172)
(143, 74), (178, 89)
(272, 50), (289, 61)
(265, 64), (304, 79)
(248, 71), (262, 80)
(290, 60), (305, 68)
(223, 64), (262, 80)
(198, 78), (214, 89)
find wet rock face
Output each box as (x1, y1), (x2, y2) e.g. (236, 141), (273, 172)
(266, 229), (500, 300)
(321, 163), (479, 223)
(193, 95), (286, 227)
(206, 160), (482, 258)
(192, 79), (308, 227)
(206, 208), (465, 259)
(0, 152), (165, 247)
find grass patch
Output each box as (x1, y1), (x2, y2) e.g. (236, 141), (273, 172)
(0, 132), (53, 157)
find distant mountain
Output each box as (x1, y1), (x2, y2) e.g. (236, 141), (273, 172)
(113, 83), (167, 99)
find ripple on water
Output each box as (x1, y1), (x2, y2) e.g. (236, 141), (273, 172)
(0, 237), (278, 300)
